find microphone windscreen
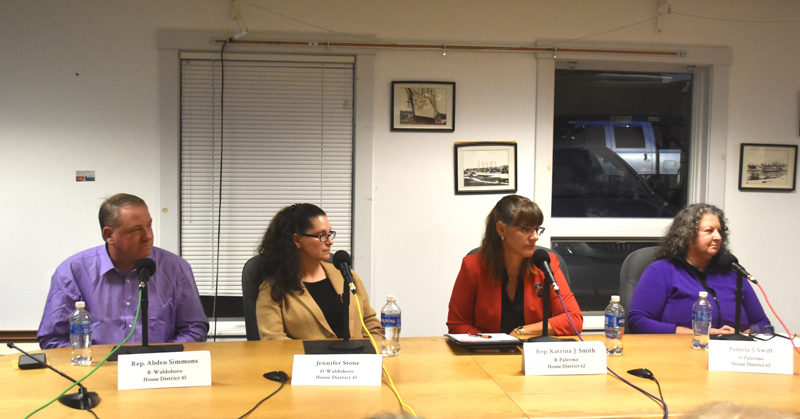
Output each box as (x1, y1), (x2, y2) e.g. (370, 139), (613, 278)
(716, 251), (738, 269)
(627, 368), (655, 380)
(532, 248), (551, 269)
(135, 257), (156, 276)
(332, 250), (351, 269)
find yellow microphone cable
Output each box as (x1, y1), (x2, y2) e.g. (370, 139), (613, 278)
(350, 282), (417, 417)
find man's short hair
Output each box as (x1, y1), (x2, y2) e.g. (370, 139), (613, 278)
(98, 193), (148, 231)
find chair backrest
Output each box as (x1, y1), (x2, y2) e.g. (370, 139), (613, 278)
(466, 246), (571, 285)
(241, 254), (267, 341)
(618, 246), (659, 314)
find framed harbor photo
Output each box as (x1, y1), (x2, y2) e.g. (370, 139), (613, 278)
(454, 142), (517, 194)
(391, 81), (455, 132)
(738, 143), (797, 191)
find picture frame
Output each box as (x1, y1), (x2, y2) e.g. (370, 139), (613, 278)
(738, 143), (798, 191)
(391, 81), (455, 132)
(454, 142), (517, 195)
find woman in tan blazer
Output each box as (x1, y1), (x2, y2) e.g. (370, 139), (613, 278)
(254, 203), (382, 341)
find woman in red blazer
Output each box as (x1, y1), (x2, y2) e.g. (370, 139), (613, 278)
(447, 195), (583, 337)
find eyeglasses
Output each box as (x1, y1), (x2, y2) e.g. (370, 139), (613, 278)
(514, 225), (545, 236)
(298, 231), (336, 242)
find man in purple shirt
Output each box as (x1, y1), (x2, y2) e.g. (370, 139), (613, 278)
(37, 193), (208, 349)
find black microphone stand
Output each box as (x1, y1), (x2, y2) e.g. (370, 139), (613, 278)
(7, 343), (99, 410)
(713, 272), (753, 342)
(328, 278), (368, 352)
(110, 262), (184, 360)
(526, 271), (563, 343)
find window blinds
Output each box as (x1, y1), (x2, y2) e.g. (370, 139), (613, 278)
(180, 55), (354, 296)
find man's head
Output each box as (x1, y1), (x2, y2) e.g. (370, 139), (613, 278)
(99, 193), (154, 272)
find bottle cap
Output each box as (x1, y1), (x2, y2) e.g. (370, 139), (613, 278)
(610, 295), (620, 302)
(386, 295), (396, 302)
(76, 301), (86, 309)
(698, 291), (708, 298)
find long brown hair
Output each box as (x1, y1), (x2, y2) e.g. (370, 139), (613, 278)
(480, 195), (544, 285)
(256, 203), (327, 302)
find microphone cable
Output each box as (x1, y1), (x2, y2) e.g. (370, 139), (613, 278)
(236, 376), (286, 419)
(209, 39), (229, 343)
(752, 282), (800, 354)
(352, 286), (418, 417)
(553, 290), (668, 418)
(26, 290), (144, 418)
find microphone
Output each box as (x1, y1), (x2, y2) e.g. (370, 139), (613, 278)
(6, 343), (100, 410)
(717, 252), (756, 283)
(325, 250), (368, 352)
(532, 249), (560, 294)
(134, 257), (156, 288)
(627, 368), (655, 380)
(332, 250), (356, 295)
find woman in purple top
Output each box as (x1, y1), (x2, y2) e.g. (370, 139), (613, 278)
(628, 203), (770, 334)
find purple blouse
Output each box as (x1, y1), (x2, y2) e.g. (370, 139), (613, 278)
(37, 245), (208, 348)
(628, 258), (769, 334)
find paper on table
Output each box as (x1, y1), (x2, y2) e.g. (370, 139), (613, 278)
(445, 333), (521, 343)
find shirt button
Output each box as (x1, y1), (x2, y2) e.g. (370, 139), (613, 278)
(128, 324), (133, 328)
(125, 301), (131, 306)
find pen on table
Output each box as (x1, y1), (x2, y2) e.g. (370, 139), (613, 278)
(469, 333), (492, 339)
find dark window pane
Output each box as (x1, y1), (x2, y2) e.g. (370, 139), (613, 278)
(614, 125), (645, 148)
(552, 239), (659, 312)
(552, 70), (691, 218)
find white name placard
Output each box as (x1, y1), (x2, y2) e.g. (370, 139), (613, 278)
(291, 354), (382, 386)
(523, 341), (607, 376)
(708, 339), (794, 375)
(118, 351), (211, 390)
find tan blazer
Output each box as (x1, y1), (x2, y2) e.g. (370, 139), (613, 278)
(256, 261), (383, 341)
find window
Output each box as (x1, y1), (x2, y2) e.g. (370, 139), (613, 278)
(533, 47), (731, 317)
(552, 69), (693, 218)
(179, 53), (355, 306)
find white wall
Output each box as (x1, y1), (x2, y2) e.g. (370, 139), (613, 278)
(1, 0), (798, 336)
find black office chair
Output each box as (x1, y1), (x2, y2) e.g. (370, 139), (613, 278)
(618, 246), (659, 319)
(241, 254), (267, 341)
(466, 246), (571, 285)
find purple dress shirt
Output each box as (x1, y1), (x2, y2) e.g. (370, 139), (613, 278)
(627, 258), (770, 334)
(37, 245), (209, 349)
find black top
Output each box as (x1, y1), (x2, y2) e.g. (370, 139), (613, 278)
(304, 278), (345, 338)
(500, 270), (525, 334)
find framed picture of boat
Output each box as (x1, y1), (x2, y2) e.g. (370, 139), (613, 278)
(391, 81), (455, 132)
(738, 143), (797, 191)
(454, 142), (517, 194)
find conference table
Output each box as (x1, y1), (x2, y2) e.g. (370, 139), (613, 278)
(3, 334), (798, 418)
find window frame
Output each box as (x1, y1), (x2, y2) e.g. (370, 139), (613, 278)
(157, 32), (378, 312)
(533, 44), (732, 244)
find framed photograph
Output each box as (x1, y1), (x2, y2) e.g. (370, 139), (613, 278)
(391, 81), (455, 132)
(454, 142), (517, 194)
(738, 143), (798, 191)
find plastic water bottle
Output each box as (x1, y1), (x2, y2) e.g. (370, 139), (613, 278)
(692, 291), (713, 349)
(604, 295), (625, 355)
(69, 301), (92, 366)
(380, 295), (401, 357)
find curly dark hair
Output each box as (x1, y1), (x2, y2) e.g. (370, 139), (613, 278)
(480, 195), (544, 285)
(656, 203), (729, 261)
(256, 203), (327, 302)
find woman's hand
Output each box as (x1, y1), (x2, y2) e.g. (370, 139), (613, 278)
(511, 321), (553, 338)
(710, 325), (736, 335)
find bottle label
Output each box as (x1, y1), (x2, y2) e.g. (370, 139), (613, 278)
(693, 310), (712, 322)
(70, 322), (91, 335)
(381, 313), (401, 328)
(604, 314), (624, 328)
